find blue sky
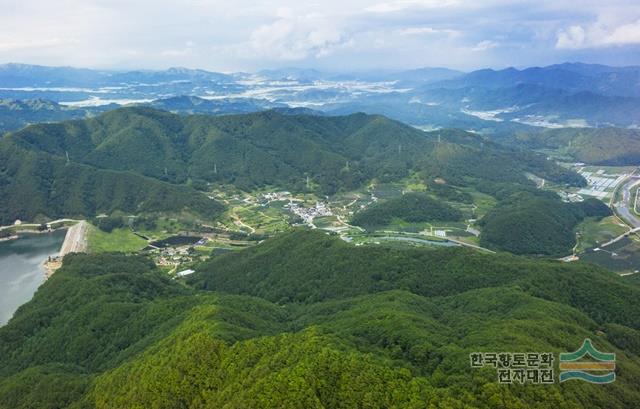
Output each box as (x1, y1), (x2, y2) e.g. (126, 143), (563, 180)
(1, 0), (639, 71)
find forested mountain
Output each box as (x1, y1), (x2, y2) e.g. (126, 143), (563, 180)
(479, 192), (612, 256)
(0, 107), (591, 256)
(503, 127), (640, 165)
(0, 99), (102, 133)
(429, 63), (640, 98)
(0, 142), (224, 224)
(351, 192), (463, 229)
(4, 106), (582, 195)
(1, 231), (639, 408)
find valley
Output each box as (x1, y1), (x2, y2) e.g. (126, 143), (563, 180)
(1, 62), (639, 409)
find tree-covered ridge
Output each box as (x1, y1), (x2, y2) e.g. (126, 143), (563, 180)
(0, 233), (639, 408)
(351, 192), (463, 229)
(5, 106), (583, 195)
(0, 139), (224, 224)
(479, 191), (612, 256)
(505, 127), (640, 166)
(191, 231), (639, 329)
(0, 98), (102, 133)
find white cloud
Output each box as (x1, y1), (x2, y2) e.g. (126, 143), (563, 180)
(365, 0), (460, 13)
(0, 38), (78, 52)
(472, 40), (499, 51)
(160, 41), (196, 57)
(0, 0), (638, 71)
(247, 13), (348, 60)
(396, 27), (460, 38)
(556, 19), (640, 49)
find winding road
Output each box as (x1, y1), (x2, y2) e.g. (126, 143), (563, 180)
(613, 175), (640, 229)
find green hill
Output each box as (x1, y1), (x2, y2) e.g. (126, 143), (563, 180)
(0, 98), (99, 133)
(0, 142), (224, 224)
(0, 107), (587, 250)
(351, 192), (463, 229)
(479, 192), (611, 256)
(1, 231), (639, 408)
(6, 107), (583, 194)
(506, 127), (640, 166)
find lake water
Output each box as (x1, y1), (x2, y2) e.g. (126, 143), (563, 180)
(0, 230), (66, 326)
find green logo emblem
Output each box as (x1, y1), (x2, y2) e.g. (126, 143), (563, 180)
(559, 339), (616, 384)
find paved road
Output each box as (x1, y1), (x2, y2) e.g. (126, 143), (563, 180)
(614, 176), (640, 228)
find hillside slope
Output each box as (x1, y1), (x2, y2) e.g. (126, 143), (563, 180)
(0, 138), (225, 224)
(0, 232), (639, 408)
(5, 107), (583, 194)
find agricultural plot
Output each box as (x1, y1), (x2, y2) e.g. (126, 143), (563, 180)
(575, 216), (629, 253)
(580, 236), (640, 274)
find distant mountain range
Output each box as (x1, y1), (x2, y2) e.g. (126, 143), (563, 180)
(0, 63), (233, 87)
(428, 63), (640, 98)
(0, 62), (638, 130)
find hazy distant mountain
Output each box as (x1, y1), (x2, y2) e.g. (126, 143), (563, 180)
(0, 63), (233, 88)
(257, 68), (326, 82)
(0, 63), (107, 87)
(1, 62), (638, 130)
(388, 67), (463, 85)
(257, 67), (462, 85)
(107, 67), (234, 85)
(411, 83), (640, 128)
(0, 98), (107, 132)
(148, 95), (285, 114)
(428, 63), (640, 98)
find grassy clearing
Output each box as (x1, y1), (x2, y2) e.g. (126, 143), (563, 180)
(462, 189), (497, 218)
(87, 225), (148, 253)
(575, 216), (628, 253)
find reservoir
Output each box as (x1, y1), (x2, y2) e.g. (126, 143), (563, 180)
(0, 230), (66, 326)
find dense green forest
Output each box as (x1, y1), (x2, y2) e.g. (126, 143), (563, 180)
(0, 140), (224, 224)
(351, 192), (463, 229)
(1, 231), (639, 408)
(5, 107), (583, 195)
(479, 192), (611, 255)
(502, 127), (640, 165)
(0, 99), (99, 133)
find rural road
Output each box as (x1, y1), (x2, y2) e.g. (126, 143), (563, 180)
(614, 176), (640, 229)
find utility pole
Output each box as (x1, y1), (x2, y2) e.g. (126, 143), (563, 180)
(65, 150), (70, 164)
(214, 163), (217, 174)
(306, 175), (310, 189)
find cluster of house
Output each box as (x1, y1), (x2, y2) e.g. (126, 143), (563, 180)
(558, 191), (585, 203)
(150, 246), (197, 266)
(286, 201), (333, 225)
(261, 191), (292, 203)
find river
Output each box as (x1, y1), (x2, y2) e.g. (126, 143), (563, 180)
(0, 230), (66, 326)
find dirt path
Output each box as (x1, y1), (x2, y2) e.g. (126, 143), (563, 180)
(230, 210), (256, 234)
